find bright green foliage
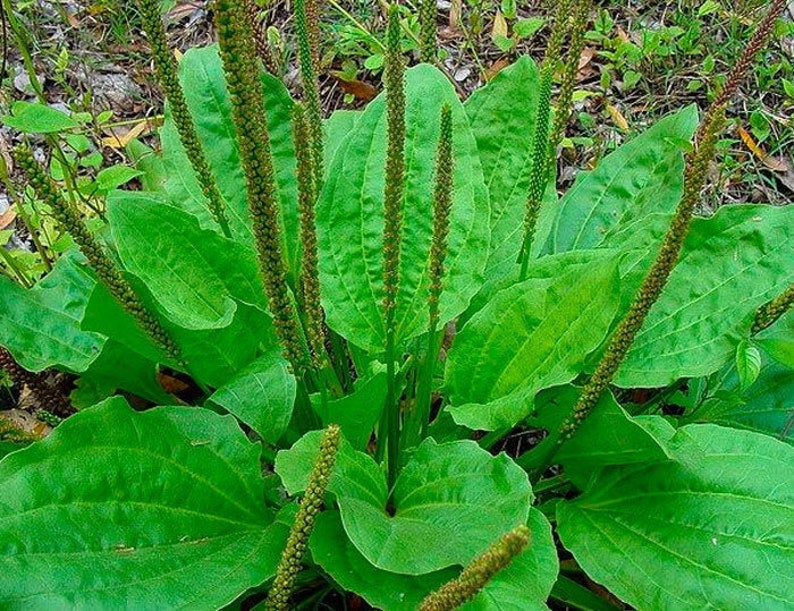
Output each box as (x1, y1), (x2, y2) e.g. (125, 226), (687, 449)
(446, 255), (620, 431)
(0, 252), (104, 372)
(276, 433), (532, 575)
(464, 56), (556, 282)
(208, 352), (296, 444)
(0, 397), (288, 608)
(0, 3), (791, 608)
(317, 64), (489, 352)
(551, 106), (699, 253)
(557, 424), (794, 609)
(615, 204), (794, 386)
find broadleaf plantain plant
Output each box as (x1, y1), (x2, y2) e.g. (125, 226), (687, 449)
(1, 0), (792, 609)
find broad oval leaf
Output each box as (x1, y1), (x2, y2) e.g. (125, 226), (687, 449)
(0, 250), (104, 372)
(1, 101), (79, 133)
(551, 105), (698, 253)
(0, 397), (287, 609)
(557, 424), (794, 610)
(446, 254), (620, 431)
(107, 191), (266, 330)
(276, 433), (532, 574)
(161, 45), (301, 279)
(317, 64), (490, 352)
(464, 55), (555, 279)
(615, 204), (794, 387)
(209, 352), (296, 444)
(309, 507), (557, 611)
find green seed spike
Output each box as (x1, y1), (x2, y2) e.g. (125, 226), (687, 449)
(413, 104), (454, 443)
(517, 0), (572, 279)
(418, 525), (531, 611)
(419, 0), (437, 64)
(558, 109), (726, 441)
(136, 0), (230, 237)
(752, 284), (793, 335)
(244, 0), (280, 76)
(293, 0), (324, 198)
(428, 105), (454, 330)
(557, 0), (789, 442)
(549, 0), (590, 151)
(214, 0), (309, 374)
(378, 3), (408, 488)
(13, 145), (181, 363)
(266, 424), (341, 611)
(293, 104), (327, 367)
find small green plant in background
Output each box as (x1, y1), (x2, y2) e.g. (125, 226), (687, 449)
(0, 0), (792, 609)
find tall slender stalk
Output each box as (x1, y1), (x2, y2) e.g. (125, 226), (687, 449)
(377, 4), (407, 487)
(518, 0), (574, 280)
(294, 0), (325, 198)
(419, 0), (436, 63)
(752, 284), (793, 334)
(411, 105), (454, 446)
(137, 0), (230, 236)
(418, 525), (531, 611)
(214, 0), (309, 374)
(557, 0), (787, 443)
(13, 145), (181, 364)
(266, 424), (341, 610)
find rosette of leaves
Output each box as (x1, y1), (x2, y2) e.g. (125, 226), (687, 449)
(0, 7), (792, 611)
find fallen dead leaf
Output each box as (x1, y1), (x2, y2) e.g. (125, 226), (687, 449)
(101, 118), (156, 149)
(606, 104), (630, 131)
(157, 371), (190, 394)
(331, 74), (378, 102)
(492, 11), (508, 40)
(450, 0), (462, 30)
(0, 205), (17, 230)
(484, 58), (510, 81)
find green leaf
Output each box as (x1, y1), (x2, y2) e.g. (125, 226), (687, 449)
(2, 101), (79, 133)
(276, 434), (532, 574)
(735, 339), (762, 390)
(464, 56), (555, 281)
(324, 109), (360, 176)
(557, 424), (794, 610)
(616, 204), (794, 387)
(209, 352), (296, 444)
(310, 508), (557, 611)
(0, 250), (104, 372)
(0, 397), (288, 608)
(551, 106), (698, 253)
(126, 139), (169, 192)
(556, 392), (675, 489)
(107, 191), (266, 330)
(446, 255), (620, 431)
(310, 511), (454, 609)
(162, 45), (301, 280)
(0, 441), (30, 460)
(756, 309), (794, 369)
(94, 165), (143, 193)
(82, 259), (274, 389)
(317, 64), (490, 352)
(312, 365), (387, 451)
(686, 359), (794, 443)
